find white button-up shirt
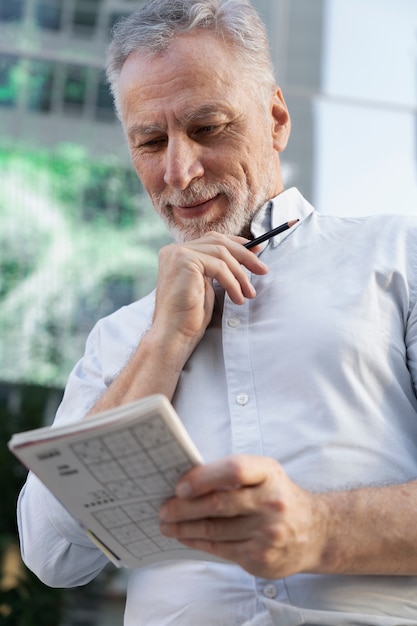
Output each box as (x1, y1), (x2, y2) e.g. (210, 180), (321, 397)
(18, 188), (417, 624)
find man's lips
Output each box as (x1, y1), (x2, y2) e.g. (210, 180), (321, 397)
(173, 194), (220, 219)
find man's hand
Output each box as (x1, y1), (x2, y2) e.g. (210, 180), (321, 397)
(86, 232), (267, 416)
(158, 455), (328, 579)
(159, 455), (417, 579)
(152, 232), (268, 351)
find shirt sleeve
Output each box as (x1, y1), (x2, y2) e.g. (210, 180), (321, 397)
(17, 473), (109, 587)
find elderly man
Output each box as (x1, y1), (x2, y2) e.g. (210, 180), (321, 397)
(18, 0), (417, 624)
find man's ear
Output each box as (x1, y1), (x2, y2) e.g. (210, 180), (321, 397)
(271, 88), (291, 152)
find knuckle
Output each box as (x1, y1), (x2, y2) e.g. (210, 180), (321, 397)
(209, 491), (226, 515)
(216, 258), (229, 274)
(254, 544), (276, 569)
(263, 522), (284, 545)
(158, 244), (185, 268)
(208, 242), (228, 262)
(206, 230), (224, 242)
(158, 242), (176, 259)
(202, 519), (216, 540)
(225, 456), (247, 484)
(265, 494), (285, 515)
(257, 546), (270, 566)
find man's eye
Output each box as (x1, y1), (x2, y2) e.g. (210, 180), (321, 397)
(138, 137), (166, 150)
(198, 125), (217, 133)
(145, 138), (165, 145)
(194, 124), (226, 139)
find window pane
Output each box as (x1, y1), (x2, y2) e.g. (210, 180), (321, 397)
(323, 0), (417, 107)
(63, 64), (87, 112)
(27, 59), (55, 112)
(72, 0), (100, 35)
(315, 0), (417, 217)
(0, 54), (21, 108)
(35, 0), (63, 31)
(0, 0), (25, 22)
(95, 70), (115, 121)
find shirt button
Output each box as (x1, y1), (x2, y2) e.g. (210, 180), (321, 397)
(227, 318), (240, 328)
(236, 393), (249, 406)
(263, 583), (277, 599)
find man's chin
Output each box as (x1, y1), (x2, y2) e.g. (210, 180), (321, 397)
(169, 217), (252, 243)
(156, 197), (254, 241)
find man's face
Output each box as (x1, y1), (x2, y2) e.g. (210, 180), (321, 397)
(118, 32), (290, 241)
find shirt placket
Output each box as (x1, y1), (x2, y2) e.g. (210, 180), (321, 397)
(222, 271), (263, 456)
(222, 270), (292, 615)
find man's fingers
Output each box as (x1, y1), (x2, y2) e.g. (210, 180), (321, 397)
(157, 235), (268, 307)
(160, 486), (249, 523)
(189, 252), (255, 303)
(175, 455), (276, 499)
(160, 515), (255, 542)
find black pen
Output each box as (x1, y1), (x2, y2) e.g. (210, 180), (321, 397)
(244, 219), (299, 249)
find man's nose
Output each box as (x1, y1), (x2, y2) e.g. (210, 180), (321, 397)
(163, 136), (204, 190)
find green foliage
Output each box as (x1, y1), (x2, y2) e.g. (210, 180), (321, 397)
(0, 56), (25, 107)
(0, 142), (171, 388)
(0, 138), (171, 616)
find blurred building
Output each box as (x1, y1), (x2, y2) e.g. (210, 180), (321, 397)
(1, 0), (416, 214)
(0, 0), (144, 158)
(255, 0), (325, 205)
(0, 0), (324, 198)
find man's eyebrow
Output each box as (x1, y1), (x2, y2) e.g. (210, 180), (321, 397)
(181, 104), (228, 124)
(127, 123), (164, 137)
(127, 105), (230, 137)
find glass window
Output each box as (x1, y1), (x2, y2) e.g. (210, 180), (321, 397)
(63, 64), (87, 113)
(72, 0), (101, 36)
(0, 54), (21, 108)
(95, 70), (115, 121)
(27, 59), (55, 112)
(323, 0), (417, 108)
(286, 0), (324, 90)
(314, 0), (417, 216)
(0, 0), (25, 22)
(35, 0), (63, 31)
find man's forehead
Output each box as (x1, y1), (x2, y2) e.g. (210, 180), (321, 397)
(119, 31), (240, 92)
(118, 34), (249, 130)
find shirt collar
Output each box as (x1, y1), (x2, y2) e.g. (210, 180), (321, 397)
(250, 187), (315, 249)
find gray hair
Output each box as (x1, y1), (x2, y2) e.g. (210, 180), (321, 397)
(106, 0), (276, 118)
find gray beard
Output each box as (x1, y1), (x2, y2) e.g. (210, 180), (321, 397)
(151, 175), (274, 243)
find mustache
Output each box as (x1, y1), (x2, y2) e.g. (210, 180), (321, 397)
(155, 181), (233, 209)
